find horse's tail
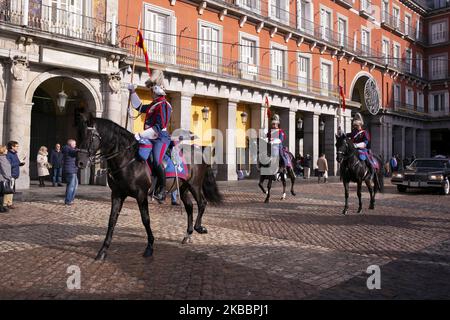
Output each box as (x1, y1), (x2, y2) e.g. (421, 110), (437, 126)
(202, 165), (223, 204)
(374, 156), (385, 193)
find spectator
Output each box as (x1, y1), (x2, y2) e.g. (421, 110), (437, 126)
(390, 155), (398, 173)
(37, 146), (50, 187)
(294, 154), (303, 177)
(317, 153), (328, 183)
(0, 145), (12, 213)
(397, 155), (404, 172)
(4, 141), (25, 210)
(50, 143), (64, 187)
(303, 154), (311, 179)
(62, 139), (79, 206)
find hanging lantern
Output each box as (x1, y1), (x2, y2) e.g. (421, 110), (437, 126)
(297, 117), (303, 130)
(201, 106), (209, 121)
(319, 120), (325, 132)
(240, 111), (248, 125)
(57, 81), (68, 113)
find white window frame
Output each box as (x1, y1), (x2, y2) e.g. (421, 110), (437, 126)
(392, 5), (400, 29)
(269, 0), (290, 25)
(297, 52), (312, 92)
(405, 48), (412, 73)
(417, 91), (424, 112)
(429, 53), (448, 80)
(430, 20), (448, 44)
(416, 52), (423, 77)
(404, 13), (412, 37)
(143, 3), (177, 65)
(270, 42), (287, 86)
(393, 41), (401, 69)
(297, 0), (314, 34)
(337, 13), (348, 48)
(382, 36), (390, 65)
(236, 0), (261, 14)
(319, 5), (333, 42)
(198, 20), (223, 73)
(429, 91), (449, 116)
(381, 0), (389, 23)
(405, 87), (414, 108)
(361, 27), (370, 54)
(239, 32), (260, 80)
(393, 83), (401, 109)
(320, 58), (333, 97)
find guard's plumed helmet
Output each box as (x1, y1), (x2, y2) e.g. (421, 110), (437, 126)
(271, 114), (280, 125)
(352, 112), (364, 127)
(145, 69), (166, 96)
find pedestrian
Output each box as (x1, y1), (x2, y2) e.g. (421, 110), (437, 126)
(0, 145), (12, 213)
(294, 154), (303, 177)
(303, 154), (311, 179)
(317, 153), (328, 183)
(62, 139), (79, 206)
(37, 146), (50, 187)
(390, 155), (398, 173)
(4, 141), (25, 210)
(50, 143), (64, 187)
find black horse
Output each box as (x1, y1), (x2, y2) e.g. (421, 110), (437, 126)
(335, 134), (384, 215)
(76, 114), (222, 260)
(254, 138), (296, 203)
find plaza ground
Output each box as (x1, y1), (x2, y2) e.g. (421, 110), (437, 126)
(0, 178), (449, 299)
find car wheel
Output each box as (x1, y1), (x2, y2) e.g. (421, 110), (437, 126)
(397, 185), (407, 193)
(442, 178), (449, 195)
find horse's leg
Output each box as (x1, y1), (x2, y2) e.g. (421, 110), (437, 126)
(265, 177), (272, 203)
(258, 176), (267, 194)
(342, 181), (349, 215)
(366, 177), (375, 210)
(183, 184), (207, 235)
(357, 181), (363, 214)
(95, 193), (125, 261)
(280, 170), (287, 200)
(180, 185), (194, 244)
(289, 167), (296, 196)
(137, 193), (154, 257)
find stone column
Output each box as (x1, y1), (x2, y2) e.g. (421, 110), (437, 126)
(105, 73), (122, 125)
(324, 115), (337, 176)
(216, 99), (237, 181)
(405, 127), (417, 158)
(278, 108), (296, 153)
(249, 104), (264, 179)
(386, 123), (393, 158)
(170, 92), (193, 130)
(370, 120), (383, 158)
(7, 56), (31, 189)
(303, 112), (319, 171)
(393, 126), (405, 159)
(416, 129), (430, 158)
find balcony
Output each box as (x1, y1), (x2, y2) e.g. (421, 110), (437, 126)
(381, 11), (405, 36)
(235, 0), (261, 14)
(335, 0), (353, 9)
(121, 37), (339, 100)
(359, 0), (374, 19)
(0, 1), (115, 45)
(430, 31), (448, 45)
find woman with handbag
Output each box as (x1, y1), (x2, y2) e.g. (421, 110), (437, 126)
(0, 145), (12, 213)
(37, 146), (50, 187)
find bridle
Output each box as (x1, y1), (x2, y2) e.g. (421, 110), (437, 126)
(336, 138), (355, 163)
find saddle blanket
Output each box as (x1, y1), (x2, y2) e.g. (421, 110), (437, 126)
(357, 149), (380, 170)
(163, 147), (189, 180)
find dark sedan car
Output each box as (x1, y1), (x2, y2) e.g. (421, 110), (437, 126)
(391, 158), (450, 195)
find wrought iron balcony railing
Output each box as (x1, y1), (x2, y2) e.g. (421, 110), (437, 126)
(0, 0), (115, 45)
(121, 37), (339, 99)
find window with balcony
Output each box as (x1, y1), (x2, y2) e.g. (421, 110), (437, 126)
(417, 91), (424, 112)
(271, 44), (286, 85)
(404, 14), (411, 37)
(320, 8), (332, 42)
(320, 60), (332, 96)
(393, 84), (401, 109)
(416, 53), (423, 77)
(144, 5), (176, 64)
(382, 0), (389, 22)
(199, 22), (222, 73)
(269, 0), (289, 25)
(298, 54), (311, 92)
(361, 29), (370, 54)
(405, 49), (412, 73)
(429, 92), (449, 115)
(240, 35), (258, 80)
(297, 0), (313, 34)
(433, 0), (447, 9)
(405, 87), (414, 108)
(392, 6), (400, 29)
(236, 0), (261, 13)
(41, 0), (86, 38)
(393, 43), (400, 68)
(430, 55), (448, 79)
(338, 17), (348, 48)
(430, 21), (448, 44)
(382, 39), (390, 65)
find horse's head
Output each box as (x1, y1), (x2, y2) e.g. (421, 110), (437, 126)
(335, 134), (353, 163)
(77, 113), (101, 169)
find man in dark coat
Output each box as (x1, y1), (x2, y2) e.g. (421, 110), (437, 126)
(4, 141), (25, 209)
(62, 139), (79, 205)
(50, 143), (64, 187)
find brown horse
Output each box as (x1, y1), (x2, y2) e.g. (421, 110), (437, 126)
(76, 114), (222, 260)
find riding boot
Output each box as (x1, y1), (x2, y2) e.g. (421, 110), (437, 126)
(153, 164), (166, 203)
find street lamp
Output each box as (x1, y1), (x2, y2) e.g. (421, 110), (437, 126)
(297, 117), (303, 130)
(201, 106), (209, 121)
(319, 120), (325, 132)
(57, 81), (68, 113)
(240, 111), (248, 125)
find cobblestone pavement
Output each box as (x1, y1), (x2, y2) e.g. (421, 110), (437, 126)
(0, 178), (449, 299)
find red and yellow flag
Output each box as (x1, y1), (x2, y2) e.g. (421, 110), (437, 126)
(339, 85), (346, 112)
(265, 95), (271, 120)
(136, 30), (151, 76)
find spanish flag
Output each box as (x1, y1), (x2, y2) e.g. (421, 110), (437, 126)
(339, 85), (346, 112)
(265, 95), (271, 120)
(136, 30), (151, 76)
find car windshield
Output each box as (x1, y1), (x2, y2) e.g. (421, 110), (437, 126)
(410, 160), (448, 168)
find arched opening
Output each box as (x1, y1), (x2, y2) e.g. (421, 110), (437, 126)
(29, 76), (94, 182)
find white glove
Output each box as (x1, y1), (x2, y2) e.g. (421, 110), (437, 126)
(354, 142), (366, 149)
(134, 133), (141, 141)
(128, 83), (137, 92)
(139, 127), (158, 140)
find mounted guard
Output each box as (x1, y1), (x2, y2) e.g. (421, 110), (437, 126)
(267, 114), (292, 169)
(128, 69), (172, 202)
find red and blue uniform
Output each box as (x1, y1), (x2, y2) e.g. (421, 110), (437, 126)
(135, 96), (172, 166)
(346, 129), (370, 161)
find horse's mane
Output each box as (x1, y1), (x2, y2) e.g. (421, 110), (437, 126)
(94, 117), (138, 152)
